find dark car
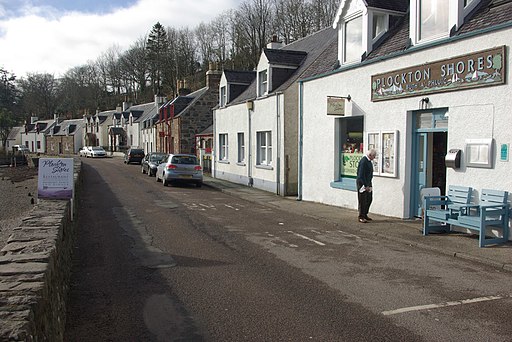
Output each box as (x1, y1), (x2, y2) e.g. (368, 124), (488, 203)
(141, 152), (168, 176)
(124, 148), (145, 164)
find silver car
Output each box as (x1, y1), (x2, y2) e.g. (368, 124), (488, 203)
(156, 154), (203, 187)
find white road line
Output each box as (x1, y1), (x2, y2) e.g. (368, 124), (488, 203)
(382, 295), (506, 316)
(288, 231), (326, 246)
(224, 204), (240, 211)
(199, 203), (215, 209)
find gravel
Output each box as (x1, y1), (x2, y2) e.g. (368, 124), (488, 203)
(0, 165), (38, 248)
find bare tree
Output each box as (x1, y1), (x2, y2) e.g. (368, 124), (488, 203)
(119, 36), (150, 102)
(17, 73), (58, 119)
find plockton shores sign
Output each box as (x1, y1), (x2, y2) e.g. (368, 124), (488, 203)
(371, 46), (505, 102)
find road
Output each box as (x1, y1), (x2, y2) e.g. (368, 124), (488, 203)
(65, 158), (512, 341)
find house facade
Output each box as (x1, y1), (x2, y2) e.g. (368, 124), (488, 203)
(46, 119), (84, 155)
(213, 29), (337, 196)
(21, 118), (58, 153)
(299, 0), (512, 221)
(5, 126), (24, 152)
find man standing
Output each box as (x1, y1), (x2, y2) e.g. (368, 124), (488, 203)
(356, 149), (377, 223)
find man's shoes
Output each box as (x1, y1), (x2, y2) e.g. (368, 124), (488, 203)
(358, 218), (367, 223)
(365, 216), (373, 221)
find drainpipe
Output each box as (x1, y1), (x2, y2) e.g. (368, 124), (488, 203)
(276, 92), (282, 195)
(297, 81), (304, 201)
(247, 100), (254, 187)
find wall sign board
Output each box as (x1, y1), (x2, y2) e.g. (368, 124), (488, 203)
(371, 46), (506, 102)
(327, 96), (347, 116)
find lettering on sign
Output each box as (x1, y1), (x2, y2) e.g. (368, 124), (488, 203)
(327, 96), (346, 116)
(371, 46), (505, 101)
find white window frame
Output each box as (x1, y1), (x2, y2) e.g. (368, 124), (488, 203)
(220, 86), (227, 107)
(258, 70), (268, 97)
(219, 133), (228, 161)
(256, 131), (272, 166)
(342, 13), (363, 65)
(366, 130), (398, 178)
(237, 132), (245, 164)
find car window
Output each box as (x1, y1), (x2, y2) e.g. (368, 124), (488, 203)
(92, 147), (103, 151)
(172, 156), (198, 165)
(150, 154), (166, 162)
(130, 149), (144, 154)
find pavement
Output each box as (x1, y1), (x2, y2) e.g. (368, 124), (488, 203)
(202, 175), (512, 272)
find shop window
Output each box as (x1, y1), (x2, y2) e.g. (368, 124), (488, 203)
(367, 130), (398, 177)
(337, 117), (364, 189)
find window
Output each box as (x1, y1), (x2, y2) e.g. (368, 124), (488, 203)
(366, 131), (398, 177)
(418, 0), (449, 41)
(258, 70), (268, 96)
(220, 86), (227, 107)
(219, 133), (228, 161)
(372, 13), (386, 39)
(37, 141), (41, 149)
(464, 0), (474, 7)
(237, 132), (245, 163)
(256, 131), (272, 166)
(339, 117), (364, 179)
(344, 15), (363, 64)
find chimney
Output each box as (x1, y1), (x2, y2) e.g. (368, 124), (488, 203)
(122, 101), (131, 111)
(206, 62), (221, 89)
(177, 79), (191, 96)
(267, 34), (284, 49)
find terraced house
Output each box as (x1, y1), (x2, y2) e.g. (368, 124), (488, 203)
(298, 0), (512, 228)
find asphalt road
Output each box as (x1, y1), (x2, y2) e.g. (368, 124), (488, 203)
(64, 158), (512, 341)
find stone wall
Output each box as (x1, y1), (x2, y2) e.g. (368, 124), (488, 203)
(0, 160), (81, 341)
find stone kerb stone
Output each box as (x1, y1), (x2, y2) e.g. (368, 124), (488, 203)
(0, 159), (81, 341)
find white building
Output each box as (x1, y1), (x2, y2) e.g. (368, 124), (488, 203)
(299, 0), (512, 221)
(214, 29), (337, 195)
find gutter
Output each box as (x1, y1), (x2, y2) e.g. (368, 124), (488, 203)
(297, 82), (304, 201)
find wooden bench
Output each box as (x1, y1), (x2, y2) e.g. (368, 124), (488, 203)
(424, 188), (510, 247)
(423, 185), (473, 235)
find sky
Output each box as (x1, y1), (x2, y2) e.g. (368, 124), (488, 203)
(0, 0), (241, 78)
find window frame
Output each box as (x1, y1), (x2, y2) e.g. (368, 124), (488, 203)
(256, 131), (272, 166)
(237, 132), (245, 164)
(366, 130), (398, 178)
(343, 14), (363, 65)
(219, 133), (228, 161)
(220, 86), (227, 107)
(416, 0), (450, 43)
(258, 69), (268, 97)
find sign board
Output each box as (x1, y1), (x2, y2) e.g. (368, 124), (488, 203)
(38, 158), (74, 199)
(501, 143), (509, 162)
(327, 96), (346, 116)
(340, 152), (364, 177)
(371, 46), (506, 102)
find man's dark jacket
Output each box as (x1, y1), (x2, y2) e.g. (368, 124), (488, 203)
(356, 156), (373, 187)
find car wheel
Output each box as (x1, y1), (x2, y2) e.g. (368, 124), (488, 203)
(163, 177), (168, 187)
(148, 170), (153, 177)
(156, 174), (160, 182)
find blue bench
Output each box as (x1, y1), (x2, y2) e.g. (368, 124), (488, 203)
(424, 188), (510, 247)
(423, 185), (473, 234)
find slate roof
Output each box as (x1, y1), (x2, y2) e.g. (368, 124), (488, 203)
(304, 0), (512, 80)
(229, 27), (337, 105)
(110, 127), (125, 135)
(224, 70), (256, 84)
(365, 0), (409, 12)
(52, 119), (83, 136)
(263, 49), (307, 67)
(174, 87), (209, 118)
(7, 126), (23, 140)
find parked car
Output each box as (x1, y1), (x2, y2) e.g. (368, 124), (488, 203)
(88, 146), (106, 158)
(141, 152), (168, 177)
(156, 154), (203, 187)
(12, 145), (30, 154)
(124, 148), (145, 164)
(79, 146), (89, 157)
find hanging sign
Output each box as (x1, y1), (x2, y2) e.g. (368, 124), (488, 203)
(371, 46), (506, 102)
(327, 96), (347, 116)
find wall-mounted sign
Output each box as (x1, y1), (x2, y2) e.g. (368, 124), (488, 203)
(38, 158), (74, 199)
(371, 46), (506, 102)
(500, 143), (509, 162)
(340, 152), (364, 177)
(327, 96), (346, 115)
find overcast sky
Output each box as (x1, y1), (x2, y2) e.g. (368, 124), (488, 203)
(0, 0), (241, 78)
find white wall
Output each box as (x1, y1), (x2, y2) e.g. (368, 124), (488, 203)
(301, 29), (511, 218)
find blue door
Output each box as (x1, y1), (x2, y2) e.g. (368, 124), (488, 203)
(411, 110), (448, 218)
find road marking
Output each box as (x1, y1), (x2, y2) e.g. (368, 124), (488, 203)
(288, 231), (326, 246)
(199, 203), (215, 209)
(224, 204), (240, 211)
(382, 295), (506, 316)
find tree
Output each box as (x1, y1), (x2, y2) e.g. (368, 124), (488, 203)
(119, 37), (150, 102)
(146, 22), (169, 96)
(0, 68), (18, 113)
(0, 108), (17, 148)
(17, 73), (58, 120)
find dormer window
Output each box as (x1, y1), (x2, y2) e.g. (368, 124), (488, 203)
(344, 15), (363, 64)
(220, 86), (227, 107)
(258, 70), (268, 97)
(372, 13), (386, 40)
(418, 0), (449, 42)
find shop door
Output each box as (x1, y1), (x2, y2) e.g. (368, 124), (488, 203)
(411, 110), (448, 218)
